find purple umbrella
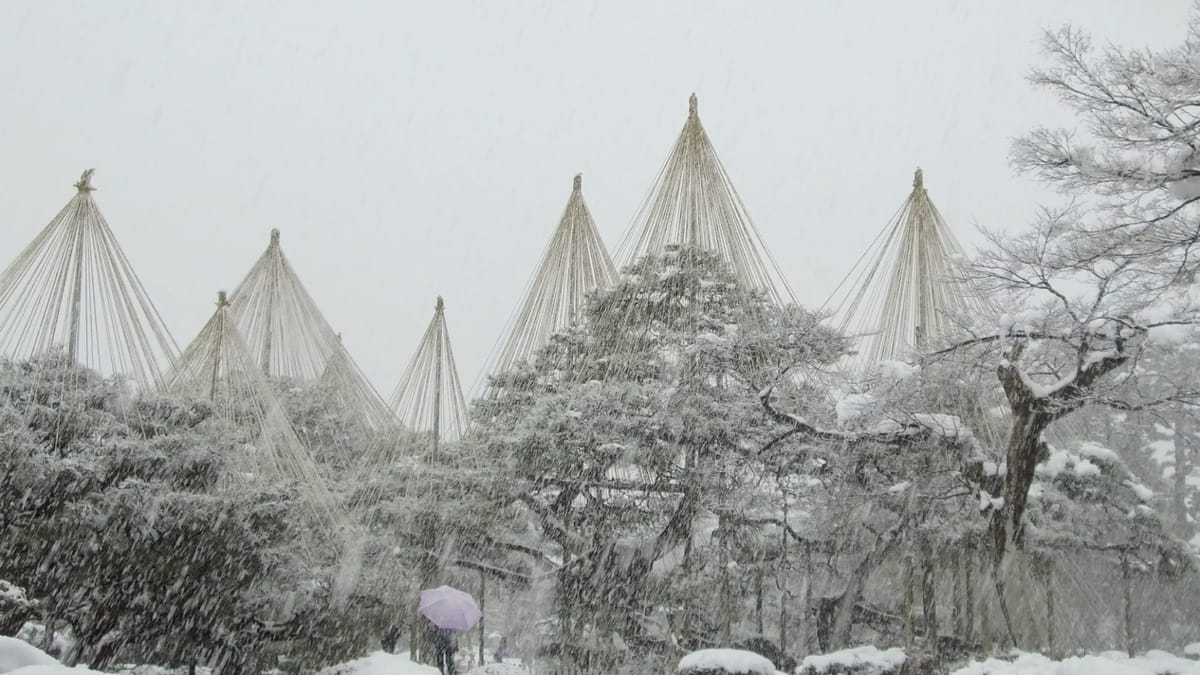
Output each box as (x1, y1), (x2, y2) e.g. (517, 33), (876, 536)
(418, 585), (482, 631)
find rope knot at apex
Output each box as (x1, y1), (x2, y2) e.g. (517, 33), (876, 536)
(573, 174), (582, 191)
(435, 296), (444, 312)
(270, 228), (281, 245)
(217, 290), (229, 307)
(688, 93), (698, 117)
(913, 167), (924, 190)
(74, 169), (96, 193)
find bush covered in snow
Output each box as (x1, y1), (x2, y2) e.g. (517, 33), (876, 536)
(798, 645), (906, 674)
(677, 648), (775, 675)
(0, 356), (307, 670)
(0, 583), (36, 637)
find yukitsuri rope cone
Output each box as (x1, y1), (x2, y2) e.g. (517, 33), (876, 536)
(560, 95), (800, 385)
(479, 173), (617, 391)
(825, 168), (986, 369)
(227, 228), (392, 431)
(390, 296), (468, 445)
(617, 94), (796, 306)
(0, 170), (178, 388)
(164, 290), (345, 538)
(820, 169), (1011, 436)
(351, 296), (469, 515)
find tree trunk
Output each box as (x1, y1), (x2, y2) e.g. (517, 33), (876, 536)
(921, 539), (937, 650)
(963, 546), (975, 645)
(1122, 549), (1136, 657)
(802, 543), (813, 654)
(979, 561), (993, 654)
(755, 567), (764, 636)
(951, 548), (963, 640)
(829, 525), (902, 649)
(1173, 417), (1190, 534)
(779, 500), (789, 655)
(719, 531), (732, 645)
(902, 548), (915, 649)
(1045, 560), (1056, 658)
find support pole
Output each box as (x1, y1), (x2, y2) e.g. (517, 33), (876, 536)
(414, 297), (447, 665)
(66, 172), (94, 362)
(432, 296), (444, 458)
(258, 229), (282, 375)
(210, 292), (229, 400)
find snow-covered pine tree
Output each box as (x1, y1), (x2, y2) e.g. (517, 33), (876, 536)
(471, 247), (846, 666)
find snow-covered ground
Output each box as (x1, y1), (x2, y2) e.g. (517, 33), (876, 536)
(949, 650), (1200, 675)
(7, 633), (1200, 675)
(315, 651), (439, 675)
(0, 637), (59, 673)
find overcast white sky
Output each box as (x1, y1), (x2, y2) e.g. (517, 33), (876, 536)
(0, 0), (1192, 396)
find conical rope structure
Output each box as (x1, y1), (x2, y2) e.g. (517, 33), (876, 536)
(820, 170), (1076, 450)
(824, 168), (986, 370)
(479, 173), (617, 391)
(164, 291), (346, 540)
(350, 297), (468, 515)
(617, 94), (796, 306)
(227, 229), (391, 431)
(390, 296), (468, 447)
(561, 96), (799, 386)
(0, 170), (178, 388)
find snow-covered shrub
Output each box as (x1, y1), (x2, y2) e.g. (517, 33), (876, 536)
(0, 582), (36, 636)
(0, 356), (299, 672)
(798, 645), (906, 674)
(677, 648), (775, 675)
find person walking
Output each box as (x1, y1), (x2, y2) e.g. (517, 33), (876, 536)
(381, 621), (402, 654)
(494, 636), (508, 663)
(432, 626), (458, 675)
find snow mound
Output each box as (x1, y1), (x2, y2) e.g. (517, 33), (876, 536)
(0, 637), (59, 674)
(316, 651), (439, 675)
(678, 648), (776, 674)
(799, 645), (906, 673)
(949, 650), (1200, 674)
(15, 625), (70, 662)
(4, 667), (103, 675)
